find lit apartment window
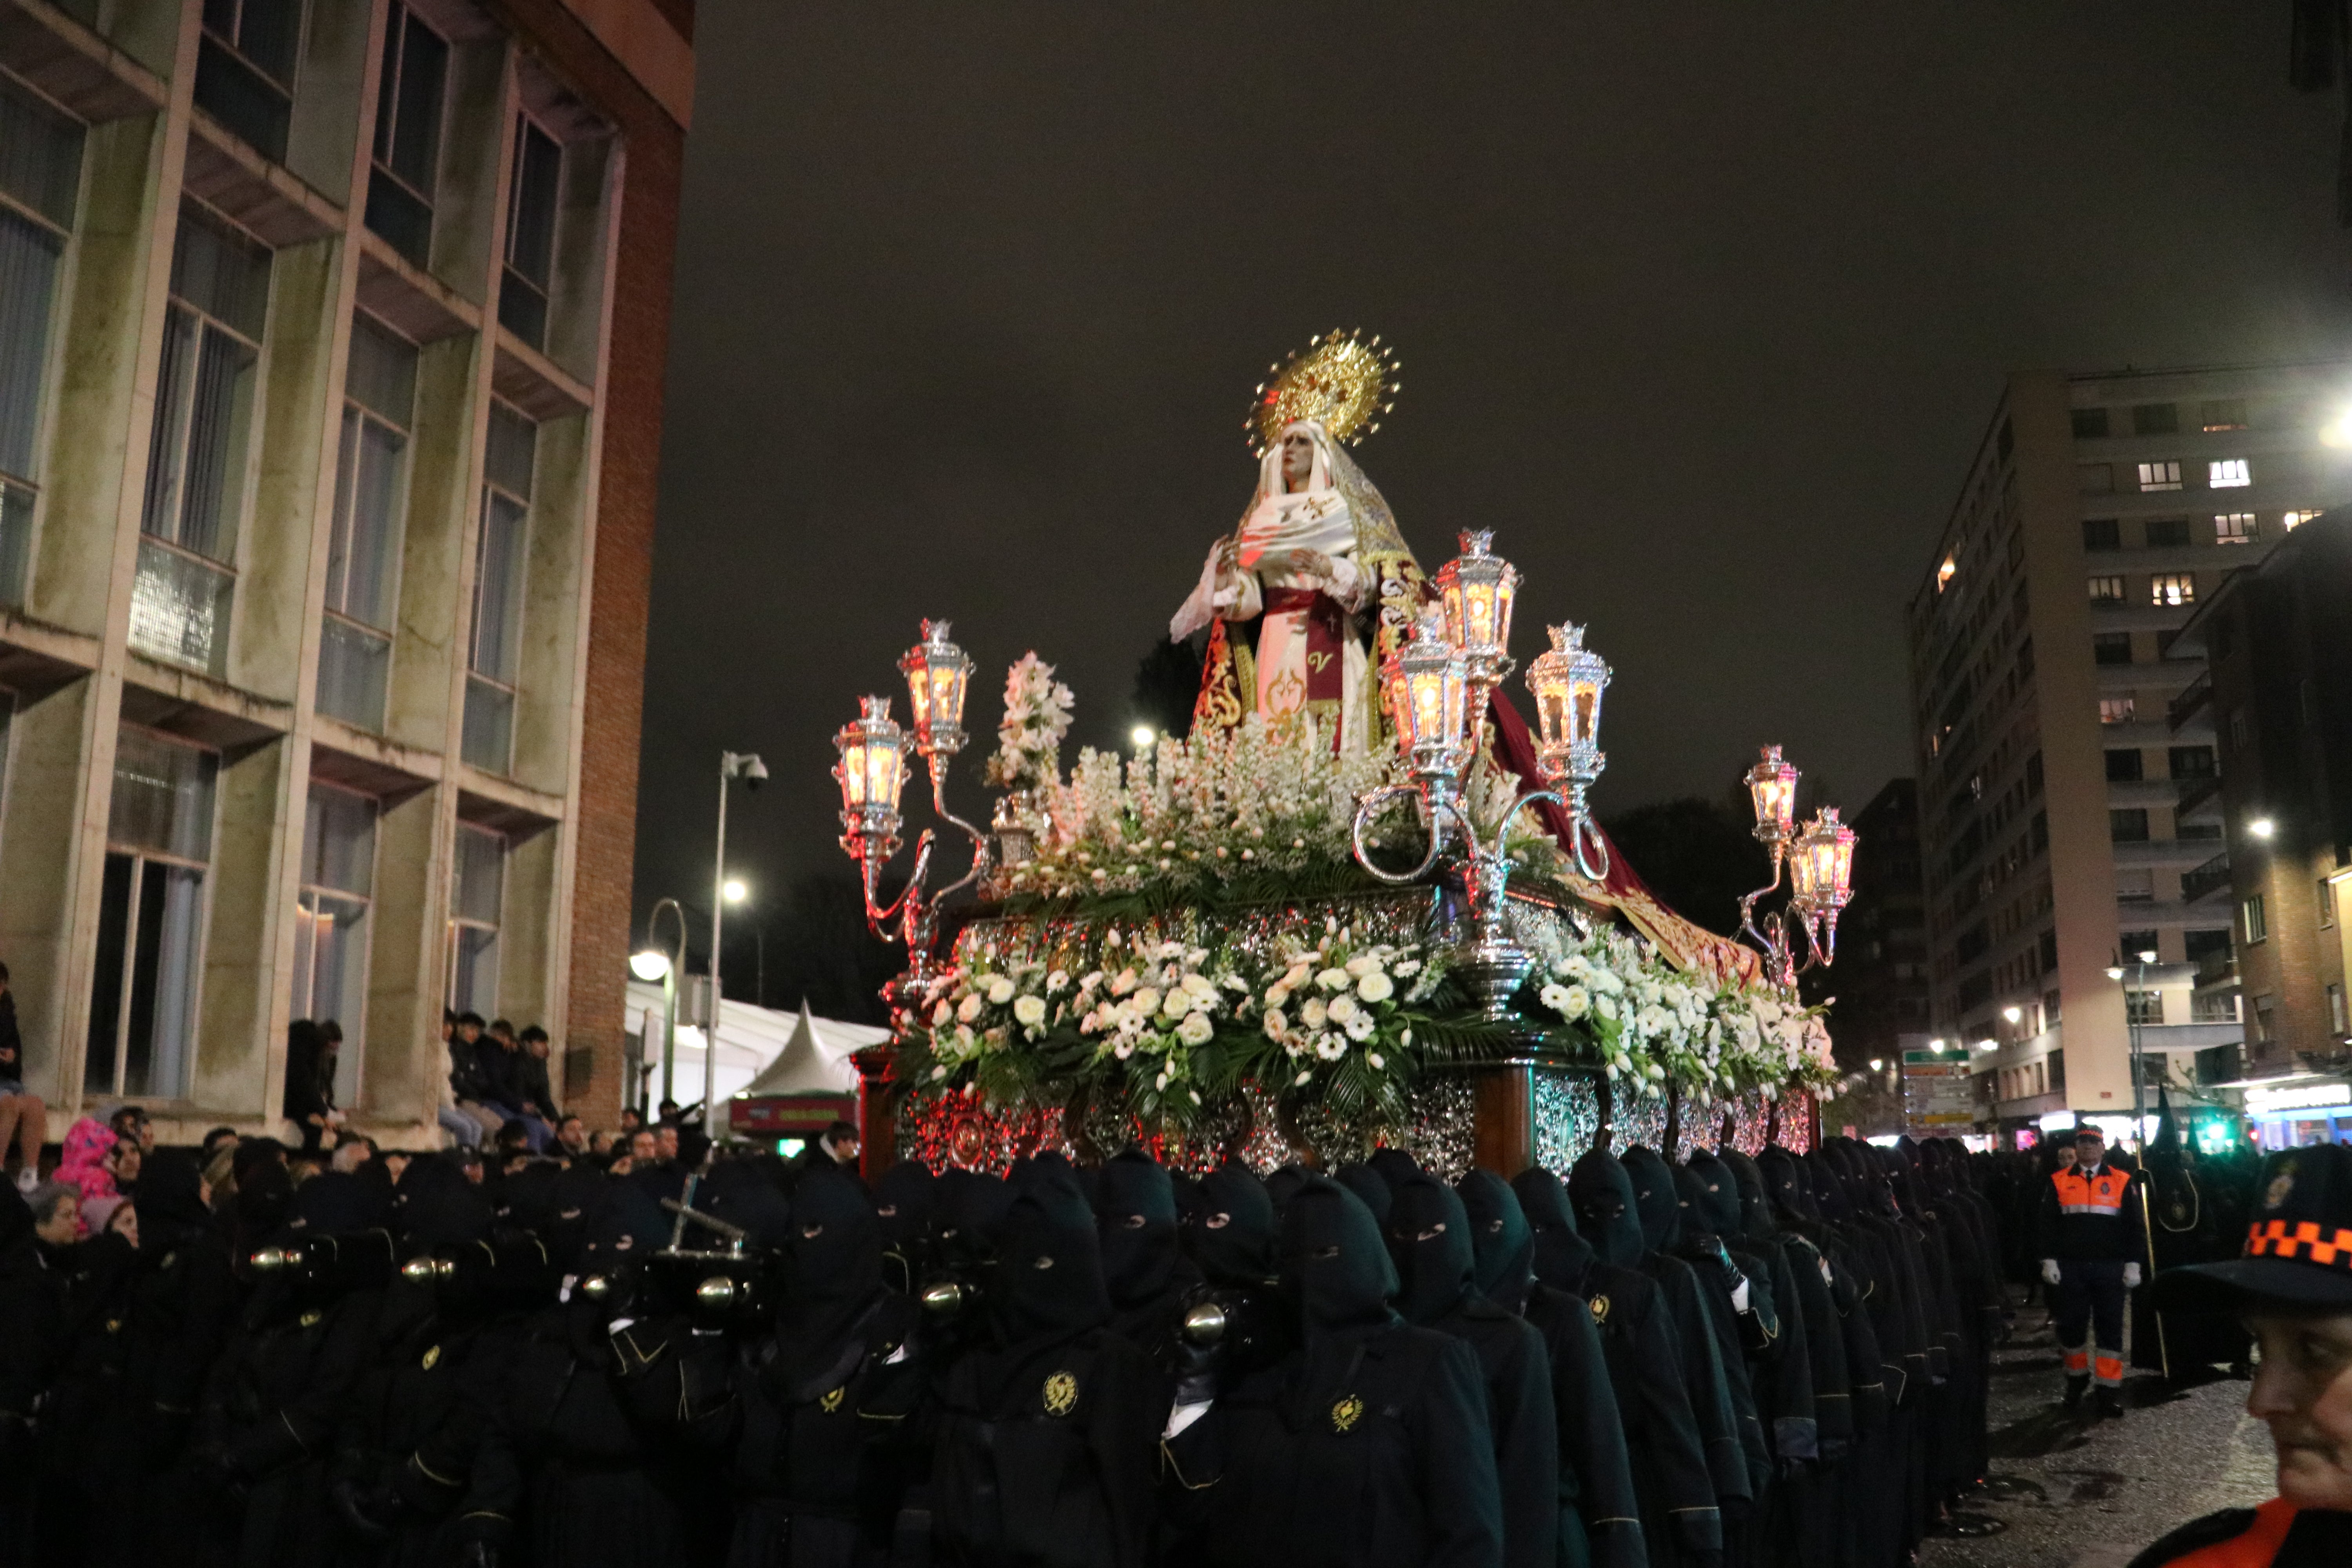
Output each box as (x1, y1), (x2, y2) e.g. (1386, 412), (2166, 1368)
(499, 116), (562, 349)
(2088, 574), (2125, 604)
(0, 80), (83, 611)
(1936, 555), (1956, 592)
(133, 205), (273, 674)
(318, 316), (417, 732)
(2243, 893), (2267, 944)
(2150, 573), (2195, 607)
(2200, 399), (2249, 432)
(196, 0), (303, 162)
(2321, 878), (2337, 930)
(2285, 510), (2323, 530)
(87, 728), (216, 1099)
(2100, 695), (2136, 725)
(463, 405), (537, 773)
(293, 782), (376, 1105)
(2214, 512), (2256, 544)
(448, 822), (505, 1016)
(366, 2), (450, 268)
(2137, 461), (2182, 492)
(2209, 459), (2252, 489)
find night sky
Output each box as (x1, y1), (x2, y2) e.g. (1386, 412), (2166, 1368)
(633, 2), (2352, 955)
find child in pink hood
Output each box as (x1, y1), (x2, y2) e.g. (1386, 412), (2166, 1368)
(55, 1115), (119, 1206)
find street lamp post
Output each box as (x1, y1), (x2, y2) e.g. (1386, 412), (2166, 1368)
(2107, 946), (2158, 1148)
(631, 897), (688, 1111)
(710, 752), (767, 1136)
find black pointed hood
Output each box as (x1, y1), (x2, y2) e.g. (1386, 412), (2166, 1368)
(1279, 1176), (1397, 1336)
(873, 1159), (936, 1251)
(1717, 1147), (1778, 1243)
(1681, 1151), (1744, 1237)
(1514, 1165), (1597, 1288)
(1183, 1160), (1279, 1287)
(1334, 1162), (1394, 1227)
(1804, 1151), (1854, 1222)
(992, 1163), (1108, 1343)
(1263, 1163), (1312, 1215)
(780, 1161), (882, 1386)
(1092, 1147), (1183, 1311)
(1569, 1149), (1648, 1267)
(1386, 1171), (1475, 1326)
(1619, 1147), (1683, 1252)
(1757, 1146), (1818, 1225)
(1457, 1168), (1535, 1309)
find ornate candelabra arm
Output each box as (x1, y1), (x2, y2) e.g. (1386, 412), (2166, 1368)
(925, 762), (993, 906)
(1799, 909), (1840, 974)
(856, 830), (935, 939)
(1735, 849), (1786, 951)
(1350, 784), (1450, 886)
(1566, 804), (1611, 883)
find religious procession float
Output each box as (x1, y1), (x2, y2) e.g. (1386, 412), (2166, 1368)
(827, 333), (1857, 1180)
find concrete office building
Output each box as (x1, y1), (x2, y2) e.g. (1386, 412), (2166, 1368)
(0, 0), (690, 1141)
(1907, 363), (2352, 1141)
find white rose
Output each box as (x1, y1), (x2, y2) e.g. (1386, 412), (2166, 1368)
(1161, 989), (1191, 1020)
(1326, 995), (1359, 1027)
(1594, 993), (1617, 1022)
(1181, 973), (1217, 1000)
(1178, 1012), (1214, 1046)
(957, 994), (984, 1024)
(954, 1024), (976, 1051)
(1265, 984), (1292, 1009)
(987, 977), (1016, 1006)
(1301, 998), (1329, 1029)
(1560, 985), (1590, 1020)
(1345, 955), (1378, 977)
(1013, 995), (1047, 1027)
(1356, 972), (1394, 1003)
(1133, 987), (1161, 1016)
(1263, 1009), (1289, 1042)
(1317, 967), (1352, 993)
(932, 1001), (954, 1027)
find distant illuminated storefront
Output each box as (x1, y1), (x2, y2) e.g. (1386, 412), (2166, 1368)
(2243, 1078), (2352, 1149)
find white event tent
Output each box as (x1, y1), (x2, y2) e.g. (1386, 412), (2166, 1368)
(622, 978), (889, 1122)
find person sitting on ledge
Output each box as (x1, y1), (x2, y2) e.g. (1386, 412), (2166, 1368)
(2129, 1142), (2352, 1568)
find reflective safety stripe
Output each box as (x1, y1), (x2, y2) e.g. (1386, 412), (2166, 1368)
(2053, 1168), (2131, 1218)
(2058, 1202), (2125, 1215)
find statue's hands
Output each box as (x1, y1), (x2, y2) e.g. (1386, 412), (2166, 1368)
(1288, 548), (1336, 580)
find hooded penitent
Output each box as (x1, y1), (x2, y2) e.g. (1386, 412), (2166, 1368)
(1333, 1163), (1395, 1229)
(1513, 1165), (1599, 1290)
(873, 1158), (936, 1252)
(1681, 1152), (1745, 1240)
(1182, 1161), (1279, 1287)
(1385, 1172), (1477, 1327)
(1457, 1169), (1537, 1310)
(993, 1165), (1110, 1347)
(1279, 1176), (1398, 1338)
(776, 1161), (884, 1399)
(1619, 1148), (1685, 1254)
(1568, 1151), (1649, 1268)
(1093, 1148), (1185, 1312)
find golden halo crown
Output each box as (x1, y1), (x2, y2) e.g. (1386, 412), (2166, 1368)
(1247, 329), (1401, 457)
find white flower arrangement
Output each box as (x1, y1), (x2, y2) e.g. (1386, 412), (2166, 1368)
(983, 652), (1075, 794)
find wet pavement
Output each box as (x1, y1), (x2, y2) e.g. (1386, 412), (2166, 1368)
(1919, 1294), (2274, 1568)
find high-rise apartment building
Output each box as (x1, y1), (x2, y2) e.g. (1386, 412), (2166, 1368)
(0, 0), (690, 1140)
(1826, 780), (1929, 1054)
(1908, 363), (2352, 1140)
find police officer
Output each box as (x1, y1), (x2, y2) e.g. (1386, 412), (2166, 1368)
(2038, 1125), (2145, 1420)
(2127, 1142), (2352, 1567)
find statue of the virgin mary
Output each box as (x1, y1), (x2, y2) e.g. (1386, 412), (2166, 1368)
(1169, 332), (1423, 751)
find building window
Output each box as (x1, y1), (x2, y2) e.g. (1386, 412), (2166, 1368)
(2322, 878), (2338, 931)
(2093, 631), (2134, 666)
(316, 315), (417, 732)
(2214, 512), (2257, 544)
(463, 405), (537, 773)
(2083, 518), (2120, 551)
(2228, 708), (2250, 752)
(499, 116), (562, 349)
(2285, 509), (2323, 531)
(2138, 461), (2183, 492)
(1936, 554), (1956, 592)
(2333, 984), (2348, 1036)
(2110, 808), (2150, 842)
(2117, 867), (2156, 902)
(448, 822), (504, 1016)
(2126, 989), (2165, 1026)
(2145, 517), (2191, 548)
(2200, 398), (2249, 432)
(2243, 893), (2267, 944)
(2100, 696), (2136, 726)
(87, 728), (216, 1100)
(2089, 574), (2126, 604)
(2169, 744), (2216, 778)
(133, 205), (273, 674)
(2120, 929), (2160, 961)
(0, 81), (82, 613)
(366, 2), (449, 268)
(195, 0), (303, 163)
(2072, 407), (2110, 438)
(2150, 573), (2195, 607)
(2132, 403), (2179, 436)
(2208, 459), (2252, 489)
(2105, 748), (2144, 782)
(293, 782), (375, 1105)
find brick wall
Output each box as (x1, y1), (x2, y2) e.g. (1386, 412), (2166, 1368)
(492, 0), (685, 1129)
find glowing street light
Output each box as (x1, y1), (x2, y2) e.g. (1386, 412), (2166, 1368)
(1131, 725), (1156, 749)
(2249, 817), (2276, 840)
(629, 949), (670, 981)
(723, 878), (748, 905)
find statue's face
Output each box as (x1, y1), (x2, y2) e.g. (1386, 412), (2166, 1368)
(1281, 430), (1316, 491)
